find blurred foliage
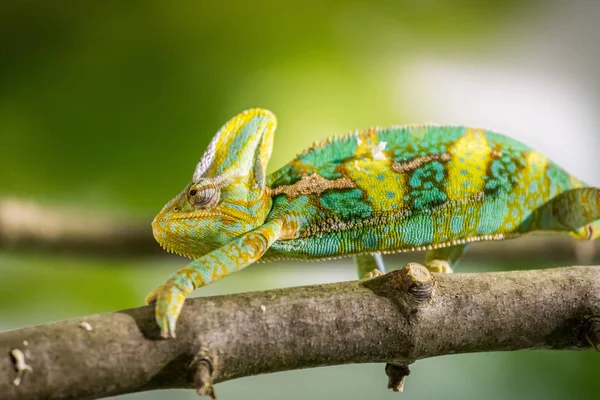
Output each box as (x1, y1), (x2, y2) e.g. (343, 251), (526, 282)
(1, 1), (600, 399)
(1, 0), (524, 213)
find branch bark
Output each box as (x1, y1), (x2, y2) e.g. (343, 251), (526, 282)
(1, 264), (599, 400)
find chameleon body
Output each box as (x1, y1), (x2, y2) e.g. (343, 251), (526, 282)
(147, 108), (600, 338)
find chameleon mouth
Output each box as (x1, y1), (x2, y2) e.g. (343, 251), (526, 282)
(151, 215), (192, 258)
(151, 221), (198, 259)
(151, 213), (218, 259)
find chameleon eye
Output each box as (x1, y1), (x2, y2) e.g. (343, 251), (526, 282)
(188, 181), (220, 209)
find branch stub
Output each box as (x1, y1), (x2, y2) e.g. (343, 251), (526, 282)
(401, 262), (434, 303)
(385, 363), (410, 392)
(191, 348), (219, 399)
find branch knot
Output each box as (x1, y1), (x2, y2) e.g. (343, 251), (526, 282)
(400, 262), (434, 303)
(385, 363), (410, 392)
(191, 347), (220, 399)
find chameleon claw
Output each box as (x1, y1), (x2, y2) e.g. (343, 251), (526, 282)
(145, 282), (187, 339)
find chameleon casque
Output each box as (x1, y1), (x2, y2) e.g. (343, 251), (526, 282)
(147, 108), (600, 338)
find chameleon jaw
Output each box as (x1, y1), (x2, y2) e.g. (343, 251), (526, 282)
(151, 217), (198, 259)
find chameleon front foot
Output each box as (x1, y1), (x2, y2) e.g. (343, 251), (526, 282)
(145, 282), (188, 339)
(425, 260), (454, 274)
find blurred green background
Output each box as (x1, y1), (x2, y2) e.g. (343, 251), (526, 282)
(2, 1), (600, 399)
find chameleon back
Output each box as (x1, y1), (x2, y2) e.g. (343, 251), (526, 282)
(265, 125), (599, 260)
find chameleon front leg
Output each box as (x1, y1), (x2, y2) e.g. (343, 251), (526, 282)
(355, 253), (386, 279)
(423, 244), (468, 273)
(146, 219), (284, 338)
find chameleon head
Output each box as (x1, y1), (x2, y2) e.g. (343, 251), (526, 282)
(152, 108), (277, 258)
(151, 179), (229, 258)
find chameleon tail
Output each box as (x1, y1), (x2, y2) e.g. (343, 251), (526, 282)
(519, 187), (600, 239)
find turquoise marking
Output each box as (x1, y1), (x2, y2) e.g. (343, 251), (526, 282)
(402, 214), (434, 245)
(217, 116), (262, 176)
(319, 163), (343, 179)
(477, 198), (508, 234)
(384, 125), (465, 162)
(529, 181), (538, 192)
(450, 216), (465, 234)
(361, 233), (379, 250)
(299, 136), (357, 168)
(410, 162), (445, 187)
(546, 166), (571, 197)
(319, 189), (371, 220)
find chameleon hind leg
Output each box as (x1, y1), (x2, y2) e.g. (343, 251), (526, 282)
(423, 244), (468, 273)
(356, 253), (385, 279)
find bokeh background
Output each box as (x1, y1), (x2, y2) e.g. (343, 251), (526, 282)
(2, 1), (600, 399)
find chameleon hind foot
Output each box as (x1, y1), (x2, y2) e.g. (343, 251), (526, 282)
(355, 253), (386, 279)
(423, 244), (465, 273)
(145, 282), (188, 339)
(425, 260), (454, 274)
(361, 268), (385, 280)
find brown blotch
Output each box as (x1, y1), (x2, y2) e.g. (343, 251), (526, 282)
(269, 174), (355, 199)
(391, 152), (451, 174)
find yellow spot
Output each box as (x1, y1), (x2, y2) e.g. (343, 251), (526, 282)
(345, 160), (406, 211)
(446, 128), (490, 200)
(525, 151), (547, 178)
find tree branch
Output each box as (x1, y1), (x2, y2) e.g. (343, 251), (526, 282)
(1, 264), (599, 400)
(0, 197), (158, 257)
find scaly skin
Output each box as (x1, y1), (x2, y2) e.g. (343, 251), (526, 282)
(147, 108), (600, 338)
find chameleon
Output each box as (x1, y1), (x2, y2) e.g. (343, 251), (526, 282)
(147, 108), (600, 338)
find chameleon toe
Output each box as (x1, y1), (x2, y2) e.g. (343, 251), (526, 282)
(149, 283), (188, 339)
(362, 269), (385, 280)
